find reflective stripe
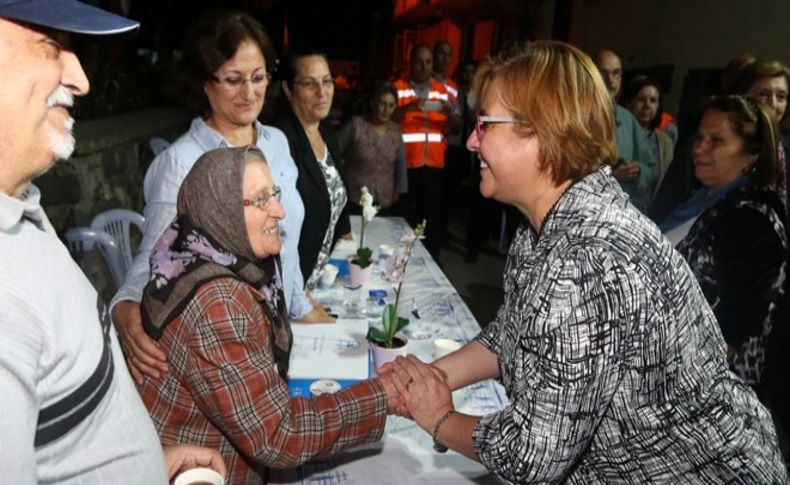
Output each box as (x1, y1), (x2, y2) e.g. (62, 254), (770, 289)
(428, 91), (449, 101)
(445, 85), (458, 98)
(427, 133), (443, 142)
(402, 133), (426, 143)
(402, 133), (443, 143)
(398, 89), (417, 98)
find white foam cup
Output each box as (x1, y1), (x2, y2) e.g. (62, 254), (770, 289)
(433, 339), (462, 360)
(320, 264), (340, 288)
(173, 467), (224, 485)
(379, 244), (395, 258)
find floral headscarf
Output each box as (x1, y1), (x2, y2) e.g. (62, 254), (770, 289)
(141, 146), (292, 377)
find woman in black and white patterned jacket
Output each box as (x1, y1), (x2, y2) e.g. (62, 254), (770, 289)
(384, 42), (788, 484)
(662, 95), (787, 391)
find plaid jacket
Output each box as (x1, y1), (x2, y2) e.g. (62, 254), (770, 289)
(139, 277), (387, 484)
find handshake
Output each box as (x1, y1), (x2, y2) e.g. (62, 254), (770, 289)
(375, 355), (455, 436)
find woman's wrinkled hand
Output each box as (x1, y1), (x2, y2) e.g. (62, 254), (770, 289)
(388, 355), (453, 431)
(293, 304), (336, 324)
(163, 444), (226, 481)
(112, 300), (168, 384)
(612, 161), (640, 183)
(377, 370), (411, 417)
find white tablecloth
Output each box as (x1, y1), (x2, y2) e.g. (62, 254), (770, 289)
(271, 217), (508, 484)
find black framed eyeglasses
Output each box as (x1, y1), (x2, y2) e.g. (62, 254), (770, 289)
(243, 185), (282, 210)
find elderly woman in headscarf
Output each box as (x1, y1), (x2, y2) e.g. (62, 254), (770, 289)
(137, 146), (401, 485)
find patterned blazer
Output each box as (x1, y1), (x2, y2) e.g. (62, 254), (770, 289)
(677, 182), (787, 386)
(471, 167), (787, 484)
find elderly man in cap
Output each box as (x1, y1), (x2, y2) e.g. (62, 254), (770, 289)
(0, 1), (224, 483)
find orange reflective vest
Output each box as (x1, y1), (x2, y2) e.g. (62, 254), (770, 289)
(394, 78), (449, 169)
(435, 75), (458, 106)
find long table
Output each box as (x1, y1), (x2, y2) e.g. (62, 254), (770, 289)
(271, 216), (508, 484)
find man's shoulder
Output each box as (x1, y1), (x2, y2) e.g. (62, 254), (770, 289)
(429, 78), (449, 93)
(393, 78), (409, 89)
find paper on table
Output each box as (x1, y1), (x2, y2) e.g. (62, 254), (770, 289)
(289, 319), (370, 381)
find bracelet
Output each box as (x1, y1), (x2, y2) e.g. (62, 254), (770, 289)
(431, 409), (454, 453)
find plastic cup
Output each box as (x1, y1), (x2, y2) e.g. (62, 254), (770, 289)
(379, 244), (395, 260)
(320, 264), (339, 288)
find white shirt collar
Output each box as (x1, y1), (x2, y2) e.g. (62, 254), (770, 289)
(0, 184), (50, 232)
(192, 117), (271, 151)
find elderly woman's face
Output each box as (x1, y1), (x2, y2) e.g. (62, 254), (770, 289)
(285, 55), (334, 124)
(746, 75), (788, 121)
(243, 160), (285, 259)
(203, 39), (267, 129)
(693, 109), (756, 192)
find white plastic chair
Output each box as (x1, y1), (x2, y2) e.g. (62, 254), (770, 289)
(63, 228), (126, 290)
(149, 137), (170, 157)
(90, 208), (145, 275)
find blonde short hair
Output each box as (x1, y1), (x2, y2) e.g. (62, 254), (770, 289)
(473, 41), (617, 184)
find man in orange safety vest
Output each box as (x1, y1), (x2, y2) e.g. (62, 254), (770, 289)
(392, 43), (460, 263)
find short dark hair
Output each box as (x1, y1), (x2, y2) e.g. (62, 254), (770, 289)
(177, 10), (273, 116)
(410, 43), (431, 62)
(701, 95), (779, 187)
(621, 77), (664, 130)
(371, 83), (397, 102)
(280, 47), (329, 90)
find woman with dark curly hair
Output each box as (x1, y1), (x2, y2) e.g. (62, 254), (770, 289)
(111, 10), (332, 386)
(661, 96), (787, 390)
(273, 49), (353, 287)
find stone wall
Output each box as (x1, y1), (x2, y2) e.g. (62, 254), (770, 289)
(37, 106), (190, 234)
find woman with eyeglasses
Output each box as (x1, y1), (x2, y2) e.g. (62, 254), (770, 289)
(337, 83), (407, 215)
(660, 96), (787, 391)
(138, 146), (403, 484)
(381, 42), (786, 483)
(110, 11), (332, 387)
(273, 48), (352, 288)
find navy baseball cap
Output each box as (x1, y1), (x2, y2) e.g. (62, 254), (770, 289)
(0, 0), (138, 35)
